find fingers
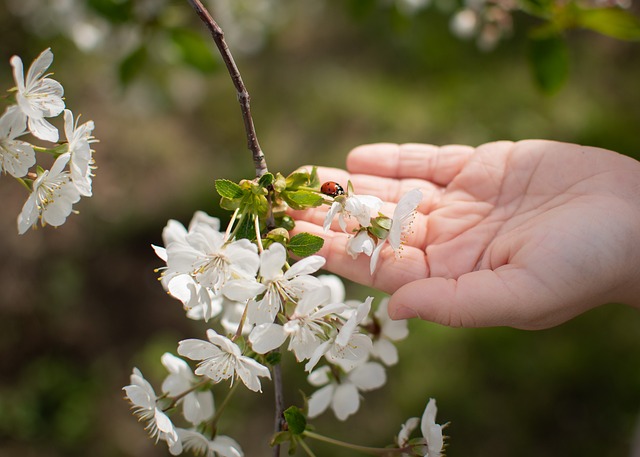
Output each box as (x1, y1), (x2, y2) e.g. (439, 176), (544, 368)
(388, 267), (564, 330)
(292, 220), (429, 294)
(346, 143), (474, 187)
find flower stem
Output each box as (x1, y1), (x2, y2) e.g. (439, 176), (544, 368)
(165, 379), (210, 410)
(302, 431), (406, 456)
(299, 437), (318, 457)
(210, 381), (240, 433)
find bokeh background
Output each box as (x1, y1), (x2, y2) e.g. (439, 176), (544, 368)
(1, 0), (639, 456)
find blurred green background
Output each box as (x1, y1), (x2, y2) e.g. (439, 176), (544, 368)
(0, 0), (639, 456)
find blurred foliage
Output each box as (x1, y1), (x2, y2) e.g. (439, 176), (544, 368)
(0, 0), (639, 456)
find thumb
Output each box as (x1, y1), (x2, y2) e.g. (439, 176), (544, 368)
(388, 268), (552, 329)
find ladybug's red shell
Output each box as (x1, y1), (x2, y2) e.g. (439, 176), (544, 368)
(321, 181), (345, 197)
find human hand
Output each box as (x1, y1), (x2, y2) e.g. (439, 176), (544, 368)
(291, 140), (640, 329)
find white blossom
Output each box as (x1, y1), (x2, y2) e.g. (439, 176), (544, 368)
(0, 105), (34, 178)
(10, 48), (65, 142)
(17, 153), (81, 234)
(178, 329), (271, 392)
(161, 353), (214, 425)
(178, 428), (243, 457)
(397, 399), (445, 457)
(346, 229), (376, 259)
(370, 189), (422, 274)
(370, 298), (409, 366)
(123, 368), (182, 455)
(307, 362), (386, 421)
(323, 193), (383, 233)
(247, 242), (324, 325)
(64, 109), (96, 197)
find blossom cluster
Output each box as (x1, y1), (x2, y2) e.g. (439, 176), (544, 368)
(123, 177), (445, 455)
(1, 48), (97, 234)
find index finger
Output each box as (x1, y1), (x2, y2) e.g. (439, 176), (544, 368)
(347, 143), (474, 187)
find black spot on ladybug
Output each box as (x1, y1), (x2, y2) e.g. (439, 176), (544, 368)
(321, 181), (345, 197)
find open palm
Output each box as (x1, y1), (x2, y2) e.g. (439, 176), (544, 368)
(292, 140), (640, 329)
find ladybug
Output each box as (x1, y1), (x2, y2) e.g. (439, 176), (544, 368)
(321, 181), (345, 197)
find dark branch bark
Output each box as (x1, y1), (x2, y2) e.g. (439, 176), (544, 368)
(187, 0), (269, 178)
(272, 361), (284, 457)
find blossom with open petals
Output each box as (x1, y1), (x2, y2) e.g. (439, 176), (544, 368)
(178, 329), (271, 392)
(10, 48), (65, 142)
(123, 368), (182, 455)
(17, 152), (80, 234)
(397, 398), (445, 457)
(370, 189), (422, 274)
(0, 105), (34, 178)
(323, 193), (383, 232)
(161, 353), (214, 425)
(370, 298), (409, 366)
(307, 362), (386, 420)
(64, 109), (96, 197)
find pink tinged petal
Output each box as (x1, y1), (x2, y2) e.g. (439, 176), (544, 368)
(372, 339), (399, 366)
(249, 323), (287, 354)
(307, 384), (334, 418)
(178, 339), (219, 361)
(259, 242), (286, 280)
(210, 435), (244, 457)
(285, 255), (325, 279)
(332, 383), (360, 421)
(183, 390), (215, 425)
(349, 362), (386, 391)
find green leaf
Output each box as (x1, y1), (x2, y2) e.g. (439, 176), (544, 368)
(215, 179), (245, 199)
(273, 173), (287, 193)
(528, 33), (569, 94)
(220, 197), (241, 211)
(288, 233), (324, 258)
(270, 431), (292, 446)
(119, 46), (147, 86)
(170, 28), (219, 73)
(577, 8), (640, 41)
(285, 172), (311, 191)
(258, 172), (274, 188)
(308, 166), (320, 188)
(281, 190), (324, 210)
(87, 0), (133, 23)
(283, 406), (307, 435)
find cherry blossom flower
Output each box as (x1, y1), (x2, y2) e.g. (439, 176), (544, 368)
(161, 353), (214, 425)
(346, 229), (376, 259)
(177, 428), (243, 457)
(0, 105), (34, 178)
(370, 188), (423, 274)
(370, 298), (409, 366)
(178, 329), (271, 392)
(323, 193), (383, 232)
(10, 48), (65, 142)
(246, 242), (325, 325)
(123, 368), (182, 455)
(17, 152), (81, 234)
(63, 109), (96, 197)
(248, 284), (347, 361)
(397, 399), (445, 457)
(307, 362), (386, 421)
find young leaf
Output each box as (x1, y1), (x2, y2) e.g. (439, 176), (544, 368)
(215, 179), (245, 199)
(577, 8), (640, 41)
(285, 172), (311, 190)
(528, 33), (569, 94)
(288, 233), (324, 258)
(281, 190), (324, 210)
(283, 406), (307, 435)
(258, 172), (274, 188)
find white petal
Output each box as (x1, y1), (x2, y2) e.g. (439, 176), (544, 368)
(123, 385), (154, 410)
(372, 339), (399, 366)
(223, 278), (265, 302)
(177, 339), (219, 360)
(421, 398), (444, 457)
(259, 242), (286, 280)
(235, 357), (271, 392)
(210, 435), (244, 457)
(183, 390), (215, 424)
(317, 275), (345, 303)
(248, 323), (287, 354)
(398, 417), (420, 446)
(307, 384), (334, 418)
(332, 383), (360, 421)
(349, 362), (386, 391)
(284, 255), (325, 279)
(27, 116), (59, 142)
(389, 189), (422, 250)
(306, 366), (332, 387)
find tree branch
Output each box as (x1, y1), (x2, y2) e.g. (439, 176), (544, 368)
(186, 0), (269, 178)
(272, 361), (285, 457)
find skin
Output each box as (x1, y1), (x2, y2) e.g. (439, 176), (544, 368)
(290, 140), (640, 330)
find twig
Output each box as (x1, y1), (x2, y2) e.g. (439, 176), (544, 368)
(186, 0), (269, 178)
(272, 361), (285, 457)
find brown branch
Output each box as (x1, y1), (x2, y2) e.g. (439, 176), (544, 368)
(272, 361), (285, 457)
(187, 0), (269, 178)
